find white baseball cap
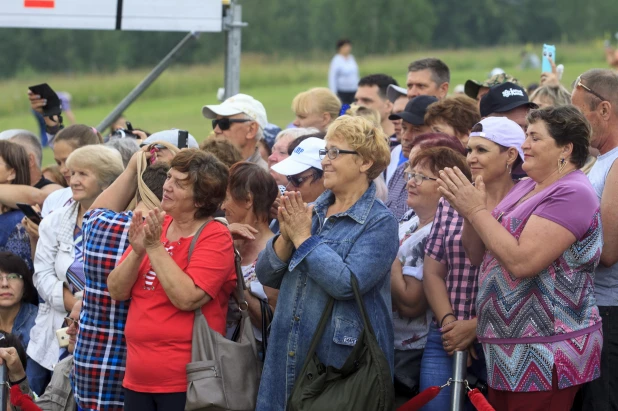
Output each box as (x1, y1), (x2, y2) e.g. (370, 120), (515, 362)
(271, 137), (326, 176)
(140, 129), (199, 148)
(202, 93), (268, 130)
(386, 84), (407, 103)
(469, 117), (526, 174)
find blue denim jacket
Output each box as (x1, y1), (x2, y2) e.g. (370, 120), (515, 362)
(13, 302), (38, 350)
(255, 182), (399, 411)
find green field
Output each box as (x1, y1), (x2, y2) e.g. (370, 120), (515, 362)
(0, 42), (609, 167)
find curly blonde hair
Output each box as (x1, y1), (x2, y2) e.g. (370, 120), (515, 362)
(325, 115), (390, 180)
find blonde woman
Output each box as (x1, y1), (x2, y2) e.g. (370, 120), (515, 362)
(292, 87), (342, 132)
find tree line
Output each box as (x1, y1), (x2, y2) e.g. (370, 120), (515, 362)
(0, 0), (616, 78)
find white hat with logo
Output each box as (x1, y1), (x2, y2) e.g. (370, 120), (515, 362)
(202, 93), (268, 130)
(469, 117), (526, 175)
(271, 137), (326, 176)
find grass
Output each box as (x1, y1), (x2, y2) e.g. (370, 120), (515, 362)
(0, 41), (608, 166)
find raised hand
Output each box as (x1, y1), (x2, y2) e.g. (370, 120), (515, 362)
(129, 210), (147, 257)
(279, 191), (314, 248)
(143, 209), (166, 250)
(437, 167), (487, 220)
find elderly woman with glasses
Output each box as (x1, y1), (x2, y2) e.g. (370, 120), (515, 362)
(255, 115), (399, 410)
(439, 106), (603, 410)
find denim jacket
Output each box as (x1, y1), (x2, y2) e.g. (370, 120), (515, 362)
(13, 302), (38, 350)
(255, 182), (399, 411)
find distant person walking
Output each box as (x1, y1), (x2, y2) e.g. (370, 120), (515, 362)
(328, 39), (359, 105)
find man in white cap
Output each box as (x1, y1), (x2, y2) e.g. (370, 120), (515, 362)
(271, 137), (326, 204)
(202, 93), (269, 170)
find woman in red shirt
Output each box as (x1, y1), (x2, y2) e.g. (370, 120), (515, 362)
(108, 149), (236, 411)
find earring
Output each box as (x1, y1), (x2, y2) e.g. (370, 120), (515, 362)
(506, 163), (511, 174)
(558, 158), (567, 173)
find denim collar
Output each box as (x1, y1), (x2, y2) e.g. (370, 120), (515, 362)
(313, 181), (377, 225)
(13, 303), (36, 333)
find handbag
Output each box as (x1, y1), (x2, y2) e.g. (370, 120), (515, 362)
(287, 275), (394, 411)
(185, 220), (260, 411)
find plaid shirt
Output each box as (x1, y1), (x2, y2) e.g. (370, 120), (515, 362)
(386, 162), (409, 220)
(424, 199), (478, 320)
(73, 209), (132, 410)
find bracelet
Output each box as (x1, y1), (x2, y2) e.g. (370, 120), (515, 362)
(9, 376), (26, 387)
(440, 313), (457, 327)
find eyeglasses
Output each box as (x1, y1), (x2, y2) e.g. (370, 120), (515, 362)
(318, 147), (359, 160)
(404, 171), (438, 185)
(286, 171), (319, 188)
(63, 317), (79, 329)
(576, 76), (608, 102)
(212, 118), (252, 131)
(0, 273), (23, 283)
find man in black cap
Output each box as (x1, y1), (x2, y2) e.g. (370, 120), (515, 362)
(480, 82), (538, 129)
(385, 95), (438, 219)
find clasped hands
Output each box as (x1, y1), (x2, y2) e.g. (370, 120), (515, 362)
(437, 167), (487, 220)
(278, 191), (313, 248)
(129, 208), (166, 257)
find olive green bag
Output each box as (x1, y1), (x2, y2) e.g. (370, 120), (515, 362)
(287, 275), (394, 411)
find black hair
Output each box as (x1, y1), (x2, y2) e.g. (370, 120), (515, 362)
(336, 39), (351, 50)
(0, 252), (38, 306)
(358, 74), (399, 100)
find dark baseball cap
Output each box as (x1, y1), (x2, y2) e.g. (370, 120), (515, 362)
(479, 82), (538, 118)
(388, 95), (438, 125)
(464, 73), (519, 99)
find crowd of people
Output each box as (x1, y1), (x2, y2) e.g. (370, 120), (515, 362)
(0, 42), (616, 411)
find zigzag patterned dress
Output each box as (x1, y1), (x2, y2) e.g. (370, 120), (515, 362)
(476, 171), (603, 392)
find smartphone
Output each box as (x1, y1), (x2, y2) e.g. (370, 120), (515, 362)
(56, 327), (70, 348)
(542, 44), (556, 73)
(28, 83), (62, 117)
(16, 203), (42, 225)
(178, 130), (188, 149)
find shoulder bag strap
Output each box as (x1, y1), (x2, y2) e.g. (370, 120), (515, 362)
(189, 219), (213, 316)
(297, 297), (335, 377)
(351, 274), (376, 336)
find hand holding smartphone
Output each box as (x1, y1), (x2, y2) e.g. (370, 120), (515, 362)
(27, 83), (62, 117)
(16, 203), (42, 225)
(542, 44), (556, 73)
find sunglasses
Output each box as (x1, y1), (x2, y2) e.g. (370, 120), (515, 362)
(286, 171), (319, 188)
(212, 118), (252, 131)
(576, 76), (608, 102)
(63, 316), (79, 329)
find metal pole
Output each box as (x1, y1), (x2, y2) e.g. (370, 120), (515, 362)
(450, 350), (468, 411)
(0, 363), (7, 411)
(96, 31), (201, 132)
(223, 1), (247, 99)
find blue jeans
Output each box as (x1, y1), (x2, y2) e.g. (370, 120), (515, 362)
(419, 323), (487, 411)
(26, 356), (52, 396)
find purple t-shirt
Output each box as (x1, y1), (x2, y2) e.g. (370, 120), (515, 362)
(477, 170), (603, 392)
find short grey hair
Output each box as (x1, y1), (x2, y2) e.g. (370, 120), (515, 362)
(105, 138), (140, 168)
(408, 58), (450, 86)
(530, 85), (571, 108)
(576, 69), (618, 112)
(10, 131), (42, 168)
(275, 127), (319, 143)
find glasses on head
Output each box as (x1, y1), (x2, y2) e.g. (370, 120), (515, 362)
(404, 171), (438, 185)
(318, 147), (359, 160)
(63, 317), (79, 329)
(0, 273), (23, 283)
(212, 118), (252, 131)
(286, 171), (319, 188)
(576, 76), (608, 103)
